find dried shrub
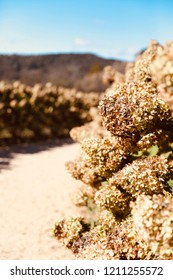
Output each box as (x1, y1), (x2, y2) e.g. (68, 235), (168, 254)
(54, 41), (173, 260)
(0, 81), (100, 144)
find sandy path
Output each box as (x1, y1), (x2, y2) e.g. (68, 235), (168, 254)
(0, 141), (81, 259)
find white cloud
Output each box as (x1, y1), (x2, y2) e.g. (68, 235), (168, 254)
(111, 47), (139, 61)
(74, 38), (91, 47)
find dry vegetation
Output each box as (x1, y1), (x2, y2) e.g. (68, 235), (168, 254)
(0, 82), (100, 145)
(54, 40), (173, 260)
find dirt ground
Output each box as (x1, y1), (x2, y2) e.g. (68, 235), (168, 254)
(0, 140), (81, 259)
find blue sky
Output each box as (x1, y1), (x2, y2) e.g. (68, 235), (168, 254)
(0, 0), (173, 60)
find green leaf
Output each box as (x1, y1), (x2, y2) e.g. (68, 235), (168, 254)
(167, 179), (173, 192)
(162, 151), (172, 159)
(167, 179), (173, 187)
(147, 145), (159, 157)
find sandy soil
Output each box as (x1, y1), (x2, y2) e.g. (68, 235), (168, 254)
(0, 140), (81, 259)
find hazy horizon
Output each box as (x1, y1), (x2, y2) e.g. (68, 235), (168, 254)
(0, 51), (129, 61)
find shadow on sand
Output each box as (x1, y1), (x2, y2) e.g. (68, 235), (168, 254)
(0, 138), (74, 172)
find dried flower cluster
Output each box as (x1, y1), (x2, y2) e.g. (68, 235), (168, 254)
(54, 41), (173, 260)
(104, 41), (173, 115)
(127, 40), (173, 115)
(131, 194), (173, 259)
(0, 81), (100, 144)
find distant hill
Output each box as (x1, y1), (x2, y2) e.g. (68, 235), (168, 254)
(0, 53), (127, 92)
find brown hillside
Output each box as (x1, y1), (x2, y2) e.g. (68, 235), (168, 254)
(0, 53), (127, 92)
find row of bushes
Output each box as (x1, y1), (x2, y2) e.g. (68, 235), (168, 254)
(0, 81), (100, 145)
(54, 41), (173, 259)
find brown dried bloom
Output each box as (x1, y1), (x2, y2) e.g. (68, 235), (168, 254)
(95, 186), (131, 217)
(150, 41), (173, 88)
(81, 136), (131, 177)
(71, 184), (96, 207)
(54, 216), (88, 248)
(125, 62), (135, 82)
(136, 130), (171, 152)
(98, 81), (171, 141)
(150, 41), (173, 115)
(66, 156), (102, 187)
(66, 133), (133, 187)
(131, 194), (173, 259)
(69, 119), (104, 143)
(73, 218), (155, 260)
(72, 210), (117, 259)
(125, 40), (173, 115)
(106, 219), (155, 260)
(109, 155), (172, 197)
(102, 65), (125, 85)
